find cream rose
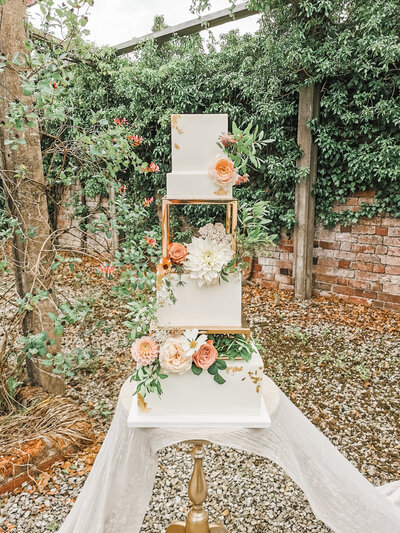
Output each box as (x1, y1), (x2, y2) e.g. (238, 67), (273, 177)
(193, 340), (218, 370)
(159, 336), (192, 374)
(208, 156), (238, 186)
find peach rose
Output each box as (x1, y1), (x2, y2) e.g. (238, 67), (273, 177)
(159, 336), (192, 374)
(193, 340), (218, 370)
(208, 156), (238, 186)
(131, 336), (159, 366)
(168, 242), (188, 264)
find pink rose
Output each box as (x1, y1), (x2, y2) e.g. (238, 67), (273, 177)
(168, 242), (188, 264)
(131, 336), (159, 366)
(208, 156), (238, 186)
(219, 132), (236, 148)
(193, 340), (218, 370)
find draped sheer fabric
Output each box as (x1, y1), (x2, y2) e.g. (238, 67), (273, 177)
(58, 377), (400, 533)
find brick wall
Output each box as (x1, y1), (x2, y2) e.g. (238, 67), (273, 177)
(57, 184), (114, 256)
(254, 192), (400, 312)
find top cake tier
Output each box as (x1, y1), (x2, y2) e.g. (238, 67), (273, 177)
(167, 113), (233, 200)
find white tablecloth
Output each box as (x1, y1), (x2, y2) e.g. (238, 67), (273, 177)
(58, 377), (400, 533)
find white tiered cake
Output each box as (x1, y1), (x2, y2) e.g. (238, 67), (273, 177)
(167, 114), (233, 200)
(128, 114), (269, 428)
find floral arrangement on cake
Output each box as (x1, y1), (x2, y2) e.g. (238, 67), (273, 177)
(208, 122), (274, 189)
(131, 330), (256, 398)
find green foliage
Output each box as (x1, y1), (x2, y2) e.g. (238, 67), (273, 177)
(41, 347), (95, 377)
(19, 331), (50, 359)
(131, 360), (168, 398)
(236, 201), (278, 259)
(209, 334), (256, 362)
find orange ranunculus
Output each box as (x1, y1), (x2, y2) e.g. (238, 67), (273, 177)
(209, 156), (238, 186)
(168, 242), (188, 264)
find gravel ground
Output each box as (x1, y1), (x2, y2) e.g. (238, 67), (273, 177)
(0, 265), (399, 532)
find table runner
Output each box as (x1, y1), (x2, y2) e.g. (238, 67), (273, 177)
(58, 376), (400, 532)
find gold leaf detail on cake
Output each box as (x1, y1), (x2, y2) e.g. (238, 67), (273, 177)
(248, 371), (262, 392)
(225, 366), (243, 375)
(171, 114), (183, 134)
(174, 143), (180, 150)
(214, 187), (228, 196)
(137, 394), (151, 413)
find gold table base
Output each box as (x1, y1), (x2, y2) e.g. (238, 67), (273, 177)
(166, 441), (229, 533)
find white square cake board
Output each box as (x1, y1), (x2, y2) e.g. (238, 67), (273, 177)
(127, 397), (271, 429)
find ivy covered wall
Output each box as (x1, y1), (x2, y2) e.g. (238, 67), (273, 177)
(55, 0), (400, 237)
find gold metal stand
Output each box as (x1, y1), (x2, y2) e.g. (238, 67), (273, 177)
(166, 441), (229, 533)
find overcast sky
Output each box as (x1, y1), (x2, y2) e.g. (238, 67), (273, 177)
(30, 0), (260, 48)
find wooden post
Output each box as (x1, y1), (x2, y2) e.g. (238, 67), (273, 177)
(293, 84), (320, 299)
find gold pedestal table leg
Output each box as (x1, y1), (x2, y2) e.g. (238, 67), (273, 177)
(166, 441), (229, 533)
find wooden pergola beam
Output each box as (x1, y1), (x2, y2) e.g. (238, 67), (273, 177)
(114, 2), (258, 56)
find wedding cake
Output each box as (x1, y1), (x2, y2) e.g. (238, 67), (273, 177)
(128, 113), (269, 428)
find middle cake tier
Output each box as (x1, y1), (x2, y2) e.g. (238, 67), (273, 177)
(156, 272), (242, 328)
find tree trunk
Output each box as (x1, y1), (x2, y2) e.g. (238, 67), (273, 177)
(0, 0), (64, 394)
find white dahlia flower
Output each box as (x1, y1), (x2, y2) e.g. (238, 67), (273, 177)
(185, 237), (233, 288)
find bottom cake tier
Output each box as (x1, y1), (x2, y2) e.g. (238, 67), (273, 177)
(128, 347), (270, 428)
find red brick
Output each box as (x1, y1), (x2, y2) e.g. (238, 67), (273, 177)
(314, 282), (332, 291)
(253, 263), (262, 272)
(372, 300), (386, 310)
(360, 217), (382, 226)
(353, 288), (377, 299)
(382, 218), (400, 227)
(385, 265), (400, 276)
(278, 260), (293, 269)
(340, 242), (352, 251)
(348, 279), (369, 290)
(348, 296), (372, 307)
(383, 236), (400, 247)
(355, 253), (380, 263)
(340, 224), (351, 233)
(352, 224), (375, 234)
(381, 256), (400, 266)
(376, 227), (388, 236)
(279, 283), (293, 290)
(261, 280), (279, 289)
(336, 277), (350, 286)
(388, 247), (400, 257)
(278, 245), (294, 253)
(370, 282), (383, 292)
(275, 274), (292, 284)
(317, 258), (339, 267)
(351, 262), (373, 272)
(373, 264), (385, 273)
(338, 259), (350, 269)
(320, 241), (340, 250)
(355, 270), (379, 281)
(315, 273), (337, 284)
(343, 197), (358, 206)
(356, 190), (375, 198)
(377, 293), (400, 304)
(384, 302), (400, 312)
(332, 285), (353, 296)
(351, 244), (375, 254)
(358, 234), (383, 245)
(258, 273), (276, 281)
(383, 282), (400, 294)
(375, 245), (388, 255)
